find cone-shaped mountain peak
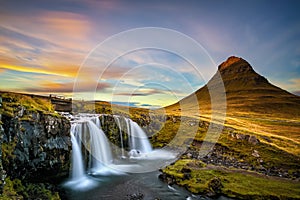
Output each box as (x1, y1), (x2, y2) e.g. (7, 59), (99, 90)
(218, 56), (253, 74)
(213, 56), (269, 91)
(165, 56), (300, 118)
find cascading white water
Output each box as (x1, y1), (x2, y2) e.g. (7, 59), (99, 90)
(86, 120), (113, 171)
(91, 116), (101, 128)
(65, 123), (98, 190)
(70, 125), (85, 180)
(126, 118), (152, 153)
(113, 116), (125, 158)
(68, 116), (113, 176)
(65, 113), (176, 189)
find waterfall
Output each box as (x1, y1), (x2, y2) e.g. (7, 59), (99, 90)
(70, 125), (85, 180)
(113, 116), (125, 158)
(91, 116), (101, 128)
(65, 113), (176, 189)
(65, 123), (98, 191)
(126, 118), (152, 153)
(69, 116), (113, 175)
(114, 116), (152, 154)
(86, 120), (113, 171)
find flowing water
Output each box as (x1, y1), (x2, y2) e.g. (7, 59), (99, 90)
(63, 114), (230, 200)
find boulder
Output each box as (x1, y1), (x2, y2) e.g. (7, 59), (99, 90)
(236, 133), (246, 140)
(252, 150), (260, 158)
(248, 135), (259, 145)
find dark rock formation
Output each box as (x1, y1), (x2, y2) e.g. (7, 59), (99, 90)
(1, 107), (71, 184)
(0, 113), (5, 192)
(207, 177), (223, 196)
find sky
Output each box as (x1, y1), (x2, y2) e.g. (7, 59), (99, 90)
(0, 0), (299, 108)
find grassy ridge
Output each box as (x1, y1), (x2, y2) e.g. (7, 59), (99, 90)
(0, 92), (54, 118)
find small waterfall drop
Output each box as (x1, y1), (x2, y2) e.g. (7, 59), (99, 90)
(65, 123), (98, 190)
(113, 116), (125, 158)
(70, 125), (85, 180)
(126, 118), (152, 153)
(91, 116), (101, 128)
(86, 120), (113, 171)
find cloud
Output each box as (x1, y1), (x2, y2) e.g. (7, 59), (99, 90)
(115, 88), (165, 96)
(38, 11), (92, 49)
(293, 91), (300, 96)
(110, 101), (140, 107)
(0, 63), (77, 77)
(0, 10), (92, 51)
(0, 24), (87, 79)
(271, 78), (300, 93)
(24, 81), (111, 93)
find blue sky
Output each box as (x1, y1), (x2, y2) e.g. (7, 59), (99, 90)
(0, 0), (299, 108)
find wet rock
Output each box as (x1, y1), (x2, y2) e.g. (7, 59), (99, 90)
(126, 193), (144, 200)
(158, 173), (175, 185)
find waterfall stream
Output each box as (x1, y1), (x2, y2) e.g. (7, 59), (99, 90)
(65, 114), (176, 191)
(127, 119), (152, 153)
(70, 128), (84, 180)
(62, 113), (232, 200)
(113, 116), (125, 158)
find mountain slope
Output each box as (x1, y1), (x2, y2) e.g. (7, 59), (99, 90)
(166, 56), (300, 118)
(165, 56), (300, 147)
(158, 57), (300, 199)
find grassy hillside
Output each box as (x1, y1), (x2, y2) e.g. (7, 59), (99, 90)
(0, 91), (55, 119)
(164, 56), (300, 157)
(156, 56), (300, 199)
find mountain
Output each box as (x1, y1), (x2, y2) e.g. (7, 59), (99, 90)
(166, 56), (300, 119)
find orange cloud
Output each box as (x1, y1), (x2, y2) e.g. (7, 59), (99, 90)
(0, 10), (93, 51)
(38, 11), (92, 49)
(24, 81), (111, 93)
(0, 64), (76, 77)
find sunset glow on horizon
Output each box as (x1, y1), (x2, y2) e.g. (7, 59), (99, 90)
(1, 0), (300, 108)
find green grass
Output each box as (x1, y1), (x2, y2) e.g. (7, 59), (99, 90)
(1, 138), (17, 166)
(151, 118), (181, 147)
(162, 159), (300, 199)
(0, 92), (54, 118)
(0, 177), (60, 200)
(213, 130), (300, 171)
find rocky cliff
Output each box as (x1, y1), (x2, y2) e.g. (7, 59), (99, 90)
(0, 92), (71, 197)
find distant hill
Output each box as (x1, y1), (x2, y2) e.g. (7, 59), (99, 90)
(166, 56), (300, 119)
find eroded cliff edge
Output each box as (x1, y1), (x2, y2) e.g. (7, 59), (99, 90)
(0, 92), (71, 198)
